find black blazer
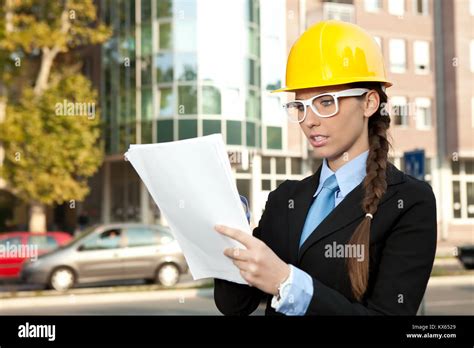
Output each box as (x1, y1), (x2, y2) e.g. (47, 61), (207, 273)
(214, 162), (437, 315)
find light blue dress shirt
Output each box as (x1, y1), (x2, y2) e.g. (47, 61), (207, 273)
(272, 150), (369, 315)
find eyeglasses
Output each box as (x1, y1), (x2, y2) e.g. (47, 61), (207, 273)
(282, 88), (370, 123)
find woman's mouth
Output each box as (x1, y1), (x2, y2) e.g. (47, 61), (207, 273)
(309, 135), (329, 147)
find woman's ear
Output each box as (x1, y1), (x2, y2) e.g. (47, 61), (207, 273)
(363, 90), (380, 118)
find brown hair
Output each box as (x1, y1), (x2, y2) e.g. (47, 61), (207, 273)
(346, 82), (392, 301)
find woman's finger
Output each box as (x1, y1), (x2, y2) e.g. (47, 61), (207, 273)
(223, 247), (251, 261)
(215, 225), (254, 249)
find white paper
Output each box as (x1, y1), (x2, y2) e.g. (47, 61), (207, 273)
(124, 134), (250, 284)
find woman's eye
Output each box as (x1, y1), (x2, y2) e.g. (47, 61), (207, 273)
(320, 99), (334, 106)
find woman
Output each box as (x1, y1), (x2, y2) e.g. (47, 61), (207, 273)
(213, 20), (437, 315)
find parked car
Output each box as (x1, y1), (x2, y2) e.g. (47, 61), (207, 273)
(457, 245), (474, 270)
(0, 231), (72, 280)
(21, 223), (188, 291)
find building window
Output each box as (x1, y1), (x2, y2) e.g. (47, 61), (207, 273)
(175, 52), (197, 81)
(247, 58), (259, 87)
(414, 40), (430, 74)
(178, 85), (197, 115)
(291, 158), (303, 175)
(157, 87), (174, 117)
(142, 121), (153, 144)
(468, 183), (474, 218)
(203, 119), (221, 136)
(247, 0), (259, 24)
(451, 160), (474, 219)
(156, 53), (173, 82)
(173, 10), (196, 51)
(141, 56), (153, 86)
(388, 0), (404, 16)
(415, 97), (431, 129)
(389, 39), (406, 73)
(202, 86), (221, 115)
(246, 121), (256, 147)
(414, 0), (429, 15)
(261, 156), (271, 174)
(453, 181), (462, 218)
(275, 157), (286, 174)
(157, 119), (173, 143)
(322, 2), (355, 22)
(391, 96), (409, 126)
(261, 179), (271, 190)
(178, 119), (197, 140)
(141, 22), (153, 56)
(158, 22), (172, 50)
(157, 0), (172, 18)
(266, 126), (282, 149)
(226, 120), (242, 145)
(364, 0), (382, 13)
(246, 90), (260, 120)
(248, 26), (259, 57)
(141, 87), (153, 120)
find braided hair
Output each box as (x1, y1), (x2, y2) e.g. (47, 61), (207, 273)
(346, 82), (392, 301)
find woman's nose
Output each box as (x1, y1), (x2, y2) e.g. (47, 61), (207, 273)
(302, 106), (321, 127)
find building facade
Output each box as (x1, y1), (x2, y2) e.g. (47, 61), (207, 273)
(80, 0), (472, 245)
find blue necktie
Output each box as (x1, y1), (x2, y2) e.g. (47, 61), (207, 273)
(299, 174), (339, 248)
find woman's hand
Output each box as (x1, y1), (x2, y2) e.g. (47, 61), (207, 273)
(215, 224), (290, 296)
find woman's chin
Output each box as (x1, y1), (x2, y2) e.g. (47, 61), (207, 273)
(311, 147), (334, 159)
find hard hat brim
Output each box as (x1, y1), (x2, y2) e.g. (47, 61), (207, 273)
(271, 78), (393, 93)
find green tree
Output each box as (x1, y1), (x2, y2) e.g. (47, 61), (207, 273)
(0, 0), (111, 232)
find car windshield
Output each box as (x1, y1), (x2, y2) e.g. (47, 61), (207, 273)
(68, 225), (99, 245)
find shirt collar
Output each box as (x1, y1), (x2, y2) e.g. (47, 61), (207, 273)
(313, 150), (369, 198)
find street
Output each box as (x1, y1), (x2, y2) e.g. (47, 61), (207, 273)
(0, 275), (471, 315)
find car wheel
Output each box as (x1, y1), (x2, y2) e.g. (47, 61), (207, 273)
(49, 267), (75, 291)
(156, 263), (180, 287)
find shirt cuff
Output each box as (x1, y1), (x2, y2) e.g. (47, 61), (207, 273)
(270, 265), (314, 315)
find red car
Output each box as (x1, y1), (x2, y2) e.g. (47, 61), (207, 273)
(0, 232), (72, 280)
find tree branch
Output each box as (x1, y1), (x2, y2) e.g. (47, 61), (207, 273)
(33, 2), (71, 96)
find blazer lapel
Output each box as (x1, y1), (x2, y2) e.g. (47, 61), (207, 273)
(287, 166), (320, 265)
(291, 162), (405, 265)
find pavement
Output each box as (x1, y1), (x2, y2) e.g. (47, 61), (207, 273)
(0, 274), (471, 316)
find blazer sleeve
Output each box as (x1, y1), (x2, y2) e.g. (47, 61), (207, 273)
(213, 190), (276, 315)
(304, 181), (438, 315)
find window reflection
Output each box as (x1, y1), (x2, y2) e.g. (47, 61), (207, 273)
(157, 0), (173, 18)
(202, 86), (221, 114)
(178, 85), (197, 115)
(173, 0), (197, 52)
(158, 87), (174, 117)
(175, 52), (197, 81)
(246, 89), (259, 120)
(155, 53), (173, 82)
(141, 23), (152, 56)
(159, 22), (172, 50)
(141, 87), (153, 120)
(227, 120), (242, 145)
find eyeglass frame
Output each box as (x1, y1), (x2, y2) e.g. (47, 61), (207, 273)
(282, 88), (370, 123)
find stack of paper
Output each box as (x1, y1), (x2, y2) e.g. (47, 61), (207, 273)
(124, 134), (250, 284)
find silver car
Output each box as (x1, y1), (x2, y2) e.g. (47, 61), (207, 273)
(21, 223), (188, 291)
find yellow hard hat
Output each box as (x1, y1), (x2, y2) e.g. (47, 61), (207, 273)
(272, 20), (392, 93)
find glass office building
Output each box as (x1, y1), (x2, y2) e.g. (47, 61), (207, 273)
(87, 0), (308, 226)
